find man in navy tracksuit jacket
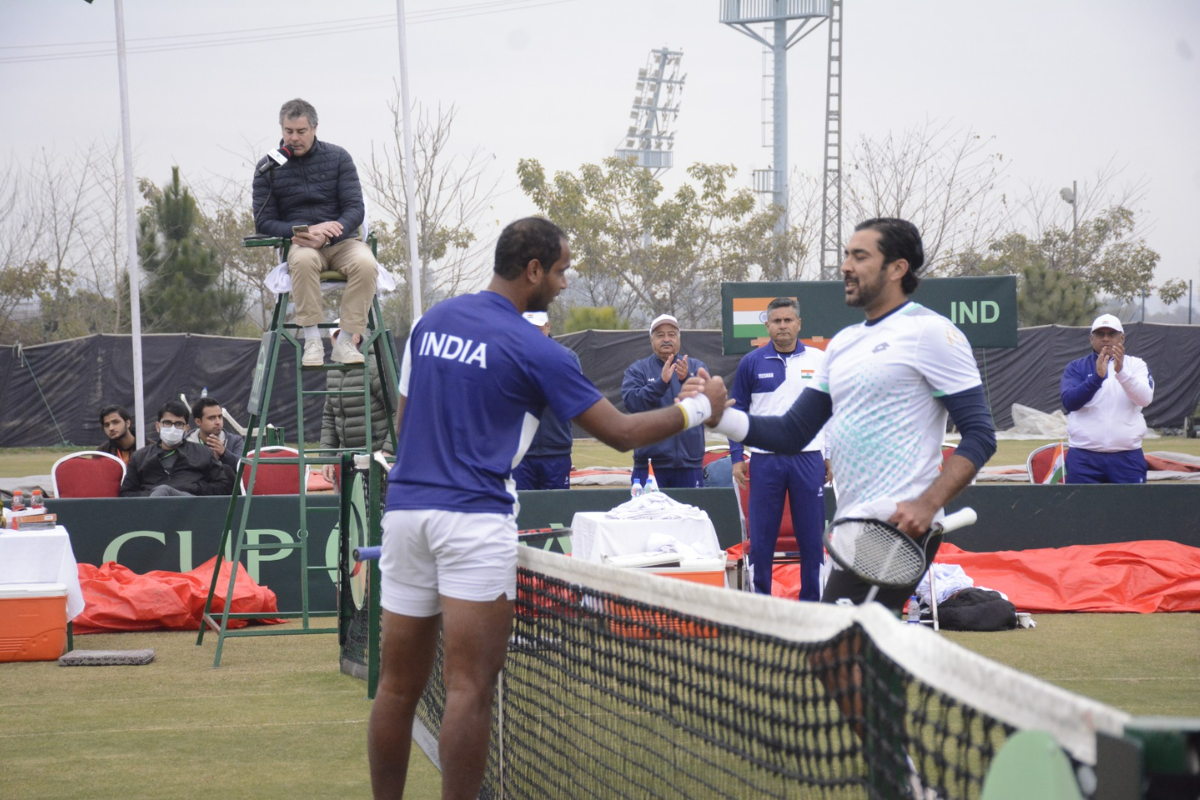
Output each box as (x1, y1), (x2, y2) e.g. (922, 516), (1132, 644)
(514, 311), (576, 490)
(1061, 314), (1154, 483)
(729, 298), (830, 600)
(621, 314), (707, 488)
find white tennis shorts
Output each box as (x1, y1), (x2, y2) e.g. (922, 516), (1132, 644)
(379, 508), (518, 617)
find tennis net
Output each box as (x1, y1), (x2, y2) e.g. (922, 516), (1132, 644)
(413, 547), (1129, 799)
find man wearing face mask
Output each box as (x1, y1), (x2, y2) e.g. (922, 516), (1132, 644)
(120, 401), (235, 497)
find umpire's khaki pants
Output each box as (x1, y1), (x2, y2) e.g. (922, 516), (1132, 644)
(288, 238), (377, 335)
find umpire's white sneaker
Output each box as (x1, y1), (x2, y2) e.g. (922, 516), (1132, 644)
(302, 337), (325, 367)
(331, 334), (365, 365)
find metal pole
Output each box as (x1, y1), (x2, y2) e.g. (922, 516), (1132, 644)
(1189, 279), (1193, 325)
(772, 18), (788, 236)
(395, 0), (423, 320)
(113, 0), (146, 448)
(1071, 179), (1078, 273)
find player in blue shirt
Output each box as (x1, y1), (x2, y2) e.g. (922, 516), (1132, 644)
(368, 217), (730, 799)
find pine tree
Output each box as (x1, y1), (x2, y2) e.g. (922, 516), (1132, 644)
(137, 167), (246, 334)
(1016, 263), (1099, 327)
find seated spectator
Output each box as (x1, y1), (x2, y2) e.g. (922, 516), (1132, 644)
(98, 404), (137, 464)
(187, 397), (245, 472)
(120, 401), (235, 497)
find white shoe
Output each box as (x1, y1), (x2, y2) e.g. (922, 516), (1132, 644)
(331, 334), (365, 365)
(302, 337), (325, 367)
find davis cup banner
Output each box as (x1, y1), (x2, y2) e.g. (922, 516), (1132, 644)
(720, 276), (1017, 355)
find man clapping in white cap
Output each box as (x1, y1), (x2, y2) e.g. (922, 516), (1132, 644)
(1060, 314), (1155, 483)
(620, 314), (710, 488)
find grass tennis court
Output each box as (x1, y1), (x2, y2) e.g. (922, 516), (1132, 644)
(8, 436), (1200, 480)
(2, 614), (1196, 799)
(2, 444), (1198, 797)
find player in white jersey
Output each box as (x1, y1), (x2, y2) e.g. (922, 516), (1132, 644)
(368, 217), (729, 799)
(713, 218), (997, 610)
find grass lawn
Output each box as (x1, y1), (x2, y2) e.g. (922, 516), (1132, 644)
(10, 437), (1200, 482)
(3, 443), (1198, 797)
(2, 613), (1197, 799)
(0, 630), (441, 800)
(570, 435), (1200, 475)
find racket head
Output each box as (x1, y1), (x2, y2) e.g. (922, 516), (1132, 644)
(823, 517), (928, 588)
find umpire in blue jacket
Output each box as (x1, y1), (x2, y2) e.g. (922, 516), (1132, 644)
(253, 98), (377, 369)
(621, 314), (707, 488)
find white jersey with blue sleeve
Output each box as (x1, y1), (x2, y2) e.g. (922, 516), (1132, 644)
(387, 291), (602, 515)
(817, 302), (982, 518)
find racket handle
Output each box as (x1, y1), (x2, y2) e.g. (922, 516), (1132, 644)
(353, 546), (382, 562)
(937, 507), (977, 534)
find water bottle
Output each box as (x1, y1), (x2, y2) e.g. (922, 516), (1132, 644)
(630, 479), (643, 499)
(201, 387), (208, 398)
(11, 490), (24, 512)
(907, 595), (921, 624)
(645, 476), (658, 493)
(30, 489), (44, 511)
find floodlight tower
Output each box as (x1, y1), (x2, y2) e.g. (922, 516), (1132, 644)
(615, 48), (686, 177)
(720, 1), (831, 241)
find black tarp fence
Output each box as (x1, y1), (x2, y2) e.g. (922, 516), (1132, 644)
(561, 322), (1200, 434)
(0, 333), (399, 448)
(2, 323), (1198, 447)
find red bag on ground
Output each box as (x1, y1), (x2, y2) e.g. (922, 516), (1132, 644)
(933, 541), (1200, 613)
(726, 540), (1200, 613)
(73, 556), (282, 634)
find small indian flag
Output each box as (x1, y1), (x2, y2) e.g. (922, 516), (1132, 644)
(733, 297), (791, 339)
(1042, 443), (1066, 484)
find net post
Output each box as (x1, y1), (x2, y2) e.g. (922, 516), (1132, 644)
(367, 454), (384, 699)
(497, 671), (505, 799)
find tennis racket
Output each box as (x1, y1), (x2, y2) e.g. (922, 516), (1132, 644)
(823, 507), (978, 590)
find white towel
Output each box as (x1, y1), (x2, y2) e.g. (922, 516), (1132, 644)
(604, 492), (708, 521)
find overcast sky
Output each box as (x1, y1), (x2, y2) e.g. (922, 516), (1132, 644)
(3, 0), (1199, 294)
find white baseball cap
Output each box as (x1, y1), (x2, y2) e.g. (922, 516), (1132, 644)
(649, 314), (679, 334)
(522, 311), (549, 326)
(1090, 314), (1124, 334)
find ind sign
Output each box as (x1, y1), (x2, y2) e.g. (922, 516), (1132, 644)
(721, 276), (1018, 355)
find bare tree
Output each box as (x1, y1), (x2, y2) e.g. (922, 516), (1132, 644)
(362, 97), (501, 329)
(971, 160), (1175, 309)
(843, 120), (1012, 274)
(773, 169), (824, 282)
(76, 139), (128, 332)
(31, 147), (102, 306)
(0, 159), (49, 342)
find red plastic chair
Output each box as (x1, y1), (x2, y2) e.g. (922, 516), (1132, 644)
(732, 458), (800, 556)
(51, 451), (126, 498)
(240, 447), (303, 495)
(1027, 443), (1069, 484)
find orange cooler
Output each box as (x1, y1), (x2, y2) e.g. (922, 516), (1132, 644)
(0, 582), (68, 662)
(652, 558), (728, 588)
